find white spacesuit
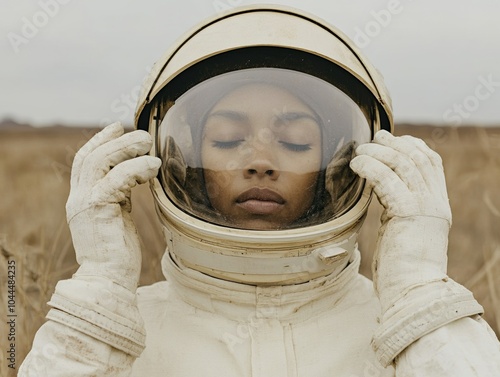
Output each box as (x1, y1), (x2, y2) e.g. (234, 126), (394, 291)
(19, 5), (500, 377)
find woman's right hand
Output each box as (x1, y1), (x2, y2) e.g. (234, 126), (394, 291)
(66, 122), (161, 292)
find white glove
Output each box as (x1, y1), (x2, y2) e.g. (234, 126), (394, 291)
(66, 121), (161, 291)
(47, 122), (161, 357)
(350, 130), (483, 366)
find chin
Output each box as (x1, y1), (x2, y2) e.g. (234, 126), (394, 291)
(232, 218), (283, 231)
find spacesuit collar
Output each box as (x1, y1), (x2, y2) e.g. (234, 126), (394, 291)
(161, 248), (362, 322)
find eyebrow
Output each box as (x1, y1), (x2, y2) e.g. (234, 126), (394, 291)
(207, 110), (248, 123)
(275, 111), (319, 124)
(207, 110), (319, 125)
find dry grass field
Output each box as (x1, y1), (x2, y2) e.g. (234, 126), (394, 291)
(1, 123), (499, 373)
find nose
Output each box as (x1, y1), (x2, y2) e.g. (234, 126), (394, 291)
(243, 159), (280, 179)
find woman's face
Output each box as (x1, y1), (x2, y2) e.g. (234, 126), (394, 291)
(201, 83), (322, 230)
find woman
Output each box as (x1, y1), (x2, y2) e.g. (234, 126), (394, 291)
(20, 5), (500, 376)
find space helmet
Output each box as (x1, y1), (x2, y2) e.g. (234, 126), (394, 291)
(135, 5), (393, 285)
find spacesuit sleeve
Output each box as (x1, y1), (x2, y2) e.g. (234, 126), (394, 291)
(18, 321), (136, 376)
(18, 278), (144, 376)
(395, 316), (500, 376)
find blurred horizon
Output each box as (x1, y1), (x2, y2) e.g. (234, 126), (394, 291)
(2, 116), (499, 130)
(2, 1), (500, 129)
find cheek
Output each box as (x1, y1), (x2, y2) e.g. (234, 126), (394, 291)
(203, 169), (234, 208)
(295, 172), (320, 195)
(200, 141), (218, 170)
(201, 143), (241, 208)
(281, 148), (322, 175)
(293, 172), (320, 214)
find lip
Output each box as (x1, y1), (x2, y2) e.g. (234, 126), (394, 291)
(236, 188), (285, 215)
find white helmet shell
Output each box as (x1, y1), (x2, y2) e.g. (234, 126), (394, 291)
(135, 5), (393, 285)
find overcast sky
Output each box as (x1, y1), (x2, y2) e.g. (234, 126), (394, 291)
(1, 0), (500, 127)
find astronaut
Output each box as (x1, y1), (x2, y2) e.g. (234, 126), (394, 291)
(20, 5), (500, 376)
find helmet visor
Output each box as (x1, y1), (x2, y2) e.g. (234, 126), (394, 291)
(156, 68), (371, 230)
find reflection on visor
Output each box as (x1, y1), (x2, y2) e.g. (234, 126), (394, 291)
(156, 68), (371, 230)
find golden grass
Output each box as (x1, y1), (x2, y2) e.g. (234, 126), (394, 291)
(0, 124), (498, 373)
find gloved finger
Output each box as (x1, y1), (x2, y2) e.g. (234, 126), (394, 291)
(350, 154), (410, 210)
(91, 156), (161, 207)
(81, 130), (154, 185)
(377, 131), (447, 195)
(373, 131), (436, 176)
(355, 143), (427, 192)
(399, 135), (443, 169)
(373, 130), (448, 194)
(399, 135), (448, 197)
(71, 122), (124, 188)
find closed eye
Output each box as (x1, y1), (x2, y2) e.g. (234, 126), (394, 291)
(212, 140), (244, 149)
(279, 141), (312, 152)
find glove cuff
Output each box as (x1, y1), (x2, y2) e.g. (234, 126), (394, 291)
(47, 277), (146, 358)
(372, 278), (483, 367)
(69, 207), (142, 292)
(374, 216), (450, 311)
